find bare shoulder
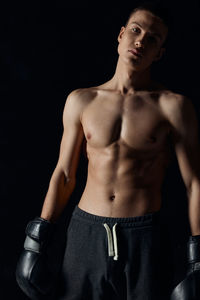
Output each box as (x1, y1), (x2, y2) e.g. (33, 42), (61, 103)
(159, 90), (193, 119)
(158, 90), (199, 138)
(66, 87), (98, 105)
(63, 87), (98, 123)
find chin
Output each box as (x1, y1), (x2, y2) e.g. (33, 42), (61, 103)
(129, 60), (146, 71)
(132, 58), (153, 71)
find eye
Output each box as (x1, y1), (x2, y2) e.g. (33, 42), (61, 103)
(148, 35), (157, 43)
(132, 27), (140, 33)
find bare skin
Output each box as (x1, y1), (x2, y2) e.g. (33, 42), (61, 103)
(78, 85), (172, 217)
(41, 10), (200, 234)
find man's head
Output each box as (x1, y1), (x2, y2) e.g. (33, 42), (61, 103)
(117, 2), (171, 71)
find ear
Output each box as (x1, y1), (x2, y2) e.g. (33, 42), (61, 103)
(153, 47), (165, 62)
(117, 26), (126, 43)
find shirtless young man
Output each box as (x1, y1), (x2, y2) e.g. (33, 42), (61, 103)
(16, 2), (200, 300)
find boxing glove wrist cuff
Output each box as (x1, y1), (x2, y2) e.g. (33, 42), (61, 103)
(189, 235), (200, 242)
(187, 235), (200, 263)
(24, 217), (54, 253)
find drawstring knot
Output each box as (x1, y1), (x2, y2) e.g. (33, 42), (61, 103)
(103, 223), (118, 261)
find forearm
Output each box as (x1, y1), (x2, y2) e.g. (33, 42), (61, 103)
(40, 168), (76, 223)
(188, 179), (200, 236)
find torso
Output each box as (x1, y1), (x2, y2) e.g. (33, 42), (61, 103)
(78, 83), (174, 217)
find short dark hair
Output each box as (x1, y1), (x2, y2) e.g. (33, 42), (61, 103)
(125, 1), (173, 47)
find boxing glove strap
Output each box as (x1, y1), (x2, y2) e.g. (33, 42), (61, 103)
(187, 261), (200, 275)
(24, 236), (41, 253)
(194, 262), (200, 271)
(25, 217), (53, 243)
(187, 235), (200, 263)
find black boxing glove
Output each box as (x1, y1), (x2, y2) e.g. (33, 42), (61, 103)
(16, 217), (58, 299)
(170, 235), (200, 300)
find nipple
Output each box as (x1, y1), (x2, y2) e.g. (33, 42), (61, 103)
(149, 136), (156, 143)
(87, 133), (91, 139)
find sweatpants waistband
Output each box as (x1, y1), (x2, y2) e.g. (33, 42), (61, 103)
(72, 205), (161, 228)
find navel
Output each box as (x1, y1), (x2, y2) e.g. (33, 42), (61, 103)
(109, 194), (115, 201)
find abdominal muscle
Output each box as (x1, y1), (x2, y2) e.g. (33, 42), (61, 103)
(78, 140), (168, 217)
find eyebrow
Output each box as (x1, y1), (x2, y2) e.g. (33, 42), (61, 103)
(130, 21), (162, 39)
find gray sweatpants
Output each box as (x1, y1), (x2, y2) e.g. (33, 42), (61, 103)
(57, 205), (174, 300)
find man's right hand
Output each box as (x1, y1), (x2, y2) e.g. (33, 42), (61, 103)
(16, 217), (59, 300)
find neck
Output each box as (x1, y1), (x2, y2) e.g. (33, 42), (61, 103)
(108, 57), (152, 95)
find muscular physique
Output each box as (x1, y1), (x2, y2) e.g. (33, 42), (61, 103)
(40, 9), (200, 235)
(79, 85), (171, 217)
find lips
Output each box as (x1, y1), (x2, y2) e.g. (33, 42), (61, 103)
(128, 49), (143, 58)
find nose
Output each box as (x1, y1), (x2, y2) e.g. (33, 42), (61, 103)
(135, 40), (144, 49)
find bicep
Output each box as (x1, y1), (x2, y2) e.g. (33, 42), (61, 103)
(169, 97), (200, 188)
(56, 90), (85, 180)
(173, 134), (200, 189)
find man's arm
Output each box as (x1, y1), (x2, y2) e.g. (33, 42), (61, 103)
(40, 89), (85, 223)
(15, 89), (86, 299)
(164, 94), (200, 235)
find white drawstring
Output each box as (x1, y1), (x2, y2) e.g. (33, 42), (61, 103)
(112, 223), (118, 260)
(103, 223), (118, 260)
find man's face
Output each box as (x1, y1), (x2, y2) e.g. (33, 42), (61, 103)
(117, 10), (168, 71)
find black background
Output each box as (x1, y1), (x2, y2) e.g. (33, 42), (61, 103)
(1, 0), (200, 298)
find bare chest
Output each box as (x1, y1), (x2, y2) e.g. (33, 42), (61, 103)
(81, 94), (170, 152)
